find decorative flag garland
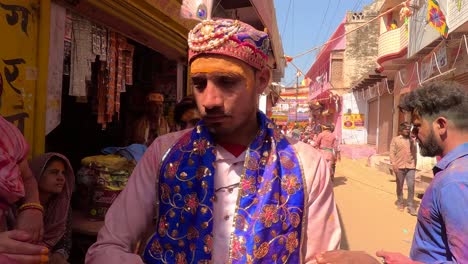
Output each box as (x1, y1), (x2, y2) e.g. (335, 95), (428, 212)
(427, 0), (449, 38)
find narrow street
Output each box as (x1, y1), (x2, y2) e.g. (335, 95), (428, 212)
(334, 158), (419, 256)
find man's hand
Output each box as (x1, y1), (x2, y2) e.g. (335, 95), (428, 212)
(376, 251), (418, 264)
(315, 250), (381, 264)
(49, 252), (69, 264)
(0, 230), (49, 264)
(0, 255), (20, 264)
(392, 166), (399, 176)
(15, 209), (44, 243)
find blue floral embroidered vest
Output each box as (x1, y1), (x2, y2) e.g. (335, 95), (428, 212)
(144, 112), (305, 263)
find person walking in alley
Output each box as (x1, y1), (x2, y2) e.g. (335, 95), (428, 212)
(315, 123), (339, 181)
(390, 122), (418, 216)
(314, 81), (468, 264)
(86, 18), (341, 264)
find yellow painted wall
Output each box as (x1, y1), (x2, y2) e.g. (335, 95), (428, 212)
(0, 0), (40, 153)
(0, 0), (186, 155)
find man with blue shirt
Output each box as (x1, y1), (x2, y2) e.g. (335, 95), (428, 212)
(314, 81), (468, 264)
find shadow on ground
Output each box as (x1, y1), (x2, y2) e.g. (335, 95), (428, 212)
(336, 206), (349, 250)
(333, 176), (348, 187)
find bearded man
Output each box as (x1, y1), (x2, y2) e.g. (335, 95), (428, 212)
(315, 81), (468, 264)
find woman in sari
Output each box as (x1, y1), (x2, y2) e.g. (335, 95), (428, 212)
(28, 153), (75, 264)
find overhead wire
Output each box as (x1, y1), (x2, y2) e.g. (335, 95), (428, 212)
(278, 0), (293, 85)
(301, 0), (367, 77)
(286, 0), (301, 81)
(313, 0), (331, 51)
(351, 0), (364, 13)
(324, 0), (343, 39)
(291, 0), (295, 53)
(289, 2), (405, 59)
(299, 0), (333, 78)
(280, 0), (293, 38)
(285, 77), (297, 87)
(284, 0), (373, 84)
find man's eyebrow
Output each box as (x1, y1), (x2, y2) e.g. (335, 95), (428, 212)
(192, 71), (244, 76)
(209, 72), (244, 78)
(190, 73), (207, 78)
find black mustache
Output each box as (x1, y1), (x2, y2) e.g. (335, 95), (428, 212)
(204, 108), (230, 117)
(203, 114), (229, 118)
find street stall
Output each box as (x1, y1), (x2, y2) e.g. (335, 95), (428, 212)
(35, 1), (190, 261)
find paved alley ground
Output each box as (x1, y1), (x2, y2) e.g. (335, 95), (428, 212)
(334, 157), (419, 257)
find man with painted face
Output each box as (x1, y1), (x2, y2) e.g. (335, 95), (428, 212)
(314, 81), (468, 264)
(86, 18), (341, 264)
(132, 92), (170, 146)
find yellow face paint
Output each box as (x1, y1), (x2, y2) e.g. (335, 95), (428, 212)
(190, 56), (255, 91)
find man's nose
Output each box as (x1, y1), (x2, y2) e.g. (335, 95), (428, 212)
(57, 172), (65, 182)
(201, 81), (223, 109)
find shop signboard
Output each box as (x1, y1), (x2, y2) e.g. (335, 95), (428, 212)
(343, 113), (365, 130)
(271, 93), (310, 124)
(271, 101), (289, 125)
(0, 0), (39, 147)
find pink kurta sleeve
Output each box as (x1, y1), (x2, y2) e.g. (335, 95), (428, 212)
(296, 142), (341, 262)
(0, 116), (29, 205)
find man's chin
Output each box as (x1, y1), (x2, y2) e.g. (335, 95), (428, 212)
(206, 123), (232, 135)
(419, 145), (441, 157)
(419, 148), (434, 157)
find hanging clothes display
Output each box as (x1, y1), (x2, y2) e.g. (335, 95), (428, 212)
(66, 13), (135, 129)
(124, 45), (134, 86)
(115, 36), (135, 118)
(106, 31), (117, 124)
(92, 24), (108, 61)
(69, 14), (94, 97)
(115, 35), (125, 119)
(96, 60), (108, 129)
(93, 30), (134, 129)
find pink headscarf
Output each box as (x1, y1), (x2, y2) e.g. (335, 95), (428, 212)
(0, 116), (28, 208)
(28, 153), (74, 248)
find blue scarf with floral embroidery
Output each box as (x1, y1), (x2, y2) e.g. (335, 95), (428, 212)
(144, 112), (305, 263)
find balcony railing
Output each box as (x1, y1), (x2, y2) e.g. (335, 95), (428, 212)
(377, 25), (409, 60)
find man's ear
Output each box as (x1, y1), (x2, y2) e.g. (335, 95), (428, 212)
(255, 67), (271, 95)
(434, 116), (448, 136)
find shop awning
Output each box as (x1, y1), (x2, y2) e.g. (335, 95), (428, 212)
(62, 0), (189, 60)
(351, 74), (387, 91)
(308, 89), (340, 116)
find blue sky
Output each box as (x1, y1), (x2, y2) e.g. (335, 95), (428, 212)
(274, 0), (374, 86)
